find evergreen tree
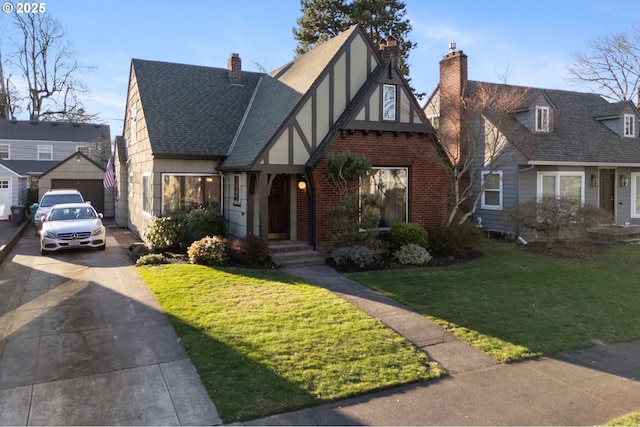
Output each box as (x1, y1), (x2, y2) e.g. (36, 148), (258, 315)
(293, 0), (420, 96)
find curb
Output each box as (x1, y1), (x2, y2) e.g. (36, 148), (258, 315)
(0, 221), (29, 264)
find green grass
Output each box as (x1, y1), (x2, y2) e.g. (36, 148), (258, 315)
(606, 411), (640, 426)
(347, 240), (640, 362)
(137, 265), (444, 423)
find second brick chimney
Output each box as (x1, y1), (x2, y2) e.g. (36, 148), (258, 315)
(379, 36), (400, 68)
(228, 53), (242, 85)
(438, 43), (468, 164)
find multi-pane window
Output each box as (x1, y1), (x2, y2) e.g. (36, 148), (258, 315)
(162, 174), (221, 213)
(142, 173), (152, 214)
(535, 106), (550, 132)
(0, 144), (9, 160)
(37, 145), (53, 160)
(538, 172), (584, 203)
(481, 171), (502, 210)
(361, 167), (408, 228)
(624, 114), (635, 138)
(0, 179), (9, 189)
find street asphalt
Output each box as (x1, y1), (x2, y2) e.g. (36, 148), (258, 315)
(0, 218), (639, 425)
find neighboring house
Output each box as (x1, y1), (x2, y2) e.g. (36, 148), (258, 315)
(117, 25), (450, 252)
(425, 46), (640, 237)
(0, 120), (112, 219)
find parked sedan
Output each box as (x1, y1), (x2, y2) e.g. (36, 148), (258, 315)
(40, 203), (106, 254)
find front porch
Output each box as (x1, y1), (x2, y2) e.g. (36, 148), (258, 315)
(587, 225), (640, 244)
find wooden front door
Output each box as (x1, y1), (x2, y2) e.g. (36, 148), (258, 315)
(268, 175), (290, 239)
(599, 169), (615, 216)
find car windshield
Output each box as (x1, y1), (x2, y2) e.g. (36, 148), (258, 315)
(48, 207), (96, 221)
(40, 194), (83, 207)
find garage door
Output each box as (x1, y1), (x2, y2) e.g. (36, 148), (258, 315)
(52, 179), (104, 214)
(0, 179), (11, 220)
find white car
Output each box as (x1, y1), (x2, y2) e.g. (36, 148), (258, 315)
(40, 203), (106, 254)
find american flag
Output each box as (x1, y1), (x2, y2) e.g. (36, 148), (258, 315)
(103, 157), (116, 188)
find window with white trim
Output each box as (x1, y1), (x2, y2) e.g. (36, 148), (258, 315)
(624, 114), (636, 138)
(631, 173), (640, 218)
(143, 173), (152, 214)
(0, 144), (9, 160)
(535, 106), (550, 132)
(481, 170), (502, 210)
(537, 171), (584, 203)
(162, 174), (222, 213)
(233, 174), (241, 206)
(37, 145), (53, 160)
(361, 167), (408, 228)
(0, 179), (9, 189)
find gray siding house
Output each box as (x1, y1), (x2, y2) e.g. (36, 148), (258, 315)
(0, 120), (112, 219)
(425, 46), (640, 238)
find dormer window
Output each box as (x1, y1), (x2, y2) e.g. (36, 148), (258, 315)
(535, 106), (550, 132)
(624, 114), (636, 138)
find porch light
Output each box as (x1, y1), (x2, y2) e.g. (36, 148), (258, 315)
(297, 179), (307, 191)
(590, 174), (598, 187)
(620, 174), (629, 187)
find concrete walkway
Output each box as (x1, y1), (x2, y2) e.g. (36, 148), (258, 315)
(241, 265), (640, 426)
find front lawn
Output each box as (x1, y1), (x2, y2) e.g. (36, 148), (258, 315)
(347, 239), (640, 362)
(137, 265), (443, 423)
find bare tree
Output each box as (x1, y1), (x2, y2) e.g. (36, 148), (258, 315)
(567, 24), (640, 105)
(6, 12), (96, 121)
(432, 82), (529, 226)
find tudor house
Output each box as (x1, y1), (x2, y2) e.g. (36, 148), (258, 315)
(116, 25), (450, 253)
(425, 45), (640, 238)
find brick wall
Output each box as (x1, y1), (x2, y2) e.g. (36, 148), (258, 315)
(311, 131), (450, 252)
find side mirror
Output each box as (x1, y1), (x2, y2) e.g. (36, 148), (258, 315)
(98, 213), (103, 219)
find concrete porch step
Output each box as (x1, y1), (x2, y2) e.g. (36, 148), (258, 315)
(268, 240), (326, 268)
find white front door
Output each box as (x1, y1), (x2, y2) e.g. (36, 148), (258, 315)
(0, 179), (12, 220)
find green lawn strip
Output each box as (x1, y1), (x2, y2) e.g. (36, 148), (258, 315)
(137, 265), (444, 423)
(606, 411), (640, 426)
(347, 240), (640, 362)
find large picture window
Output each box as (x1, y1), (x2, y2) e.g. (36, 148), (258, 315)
(537, 172), (584, 203)
(361, 167), (408, 228)
(162, 174), (221, 213)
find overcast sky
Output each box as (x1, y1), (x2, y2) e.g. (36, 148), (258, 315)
(1, 0), (638, 138)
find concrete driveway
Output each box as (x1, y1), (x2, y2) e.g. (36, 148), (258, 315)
(0, 226), (220, 425)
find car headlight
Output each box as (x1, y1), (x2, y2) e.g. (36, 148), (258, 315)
(91, 226), (105, 236)
(43, 231), (57, 239)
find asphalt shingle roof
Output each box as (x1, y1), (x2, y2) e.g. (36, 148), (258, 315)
(470, 81), (640, 164)
(132, 59), (262, 158)
(0, 120), (110, 143)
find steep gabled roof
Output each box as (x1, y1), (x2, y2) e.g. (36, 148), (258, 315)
(0, 120), (110, 143)
(132, 59), (262, 158)
(220, 26), (359, 169)
(470, 81), (640, 165)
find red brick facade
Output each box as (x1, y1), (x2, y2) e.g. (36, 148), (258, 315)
(309, 130), (450, 252)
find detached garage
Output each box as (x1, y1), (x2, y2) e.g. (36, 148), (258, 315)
(38, 152), (114, 217)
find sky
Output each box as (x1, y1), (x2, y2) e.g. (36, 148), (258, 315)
(0, 0), (638, 139)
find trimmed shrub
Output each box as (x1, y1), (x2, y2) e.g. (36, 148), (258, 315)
(430, 217), (483, 258)
(231, 234), (269, 268)
(135, 253), (168, 266)
(187, 236), (230, 266)
(332, 246), (374, 268)
(186, 207), (226, 243)
(393, 244), (433, 266)
(145, 210), (188, 250)
(389, 222), (428, 251)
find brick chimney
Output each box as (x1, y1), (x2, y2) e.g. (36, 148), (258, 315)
(379, 36), (400, 68)
(228, 53), (242, 85)
(439, 43), (468, 164)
